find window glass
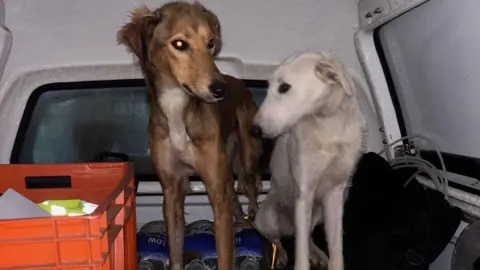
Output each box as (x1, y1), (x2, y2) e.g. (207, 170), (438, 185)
(13, 81), (269, 179)
(375, 0), (480, 180)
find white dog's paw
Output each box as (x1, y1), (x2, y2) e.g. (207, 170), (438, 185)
(327, 258), (344, 270)
(309, 249), (328, 269)
(275, 245), (289, 269)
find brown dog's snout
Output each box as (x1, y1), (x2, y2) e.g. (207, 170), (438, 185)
(209, 80), (227, 99)
(250, 125), (263, 138)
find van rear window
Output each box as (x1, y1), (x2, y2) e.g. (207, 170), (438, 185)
(10, 79), (271, 182)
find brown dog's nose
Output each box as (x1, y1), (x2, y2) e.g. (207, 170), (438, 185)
(209, 80), (227, 99)
(250, 125), (263, 138)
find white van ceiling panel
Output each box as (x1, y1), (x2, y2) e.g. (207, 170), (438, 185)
(2, 0), (361, 86)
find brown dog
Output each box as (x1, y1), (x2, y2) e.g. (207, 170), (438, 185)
(117, 2), (262, 269)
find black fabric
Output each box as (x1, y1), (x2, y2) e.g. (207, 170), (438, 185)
(342, 152), (462, 270)
(281, 152), (462, 270)
(473, 255), (480, 270)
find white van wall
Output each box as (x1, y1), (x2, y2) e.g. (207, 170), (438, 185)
(3, 0), (361, 83)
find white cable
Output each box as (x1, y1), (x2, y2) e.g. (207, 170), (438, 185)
(378, 134), (448, 177)
(392, 165), (436, 189)
(392, 156), (448, 198)
(377, 134), (450, 201)
(391, 156), (448, 193)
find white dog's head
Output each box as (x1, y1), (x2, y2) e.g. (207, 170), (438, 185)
(251, 51), (355, 138)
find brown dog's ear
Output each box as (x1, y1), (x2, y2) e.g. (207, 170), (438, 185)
(315, 60), (353, 96)
(194, 2), (222, 56)
(117, 6), (161, 62)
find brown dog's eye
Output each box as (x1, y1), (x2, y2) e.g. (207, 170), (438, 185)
(278, 83), (291, 94)
(171, 40), (189, 51)
(207, 39), (215, 50)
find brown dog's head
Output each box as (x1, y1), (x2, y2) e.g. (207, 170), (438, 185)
(117, 1), (226, 103)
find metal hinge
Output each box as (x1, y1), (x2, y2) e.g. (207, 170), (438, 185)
(394, 139), (418, 158)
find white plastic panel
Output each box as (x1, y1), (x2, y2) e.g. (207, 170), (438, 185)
(358, 0), (428, 29)
(355, 0), (431, 157)
(0, 0), (11, 82)
(378, 0), (480, 158)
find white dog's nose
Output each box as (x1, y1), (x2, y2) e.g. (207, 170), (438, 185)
(250, 125), (263, 138)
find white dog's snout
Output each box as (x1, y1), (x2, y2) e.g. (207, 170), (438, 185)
(252, 114), (276, 138)
(252, 112), (261, 126)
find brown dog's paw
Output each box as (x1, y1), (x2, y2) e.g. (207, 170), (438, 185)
(256, 177), (263, 193)
(247, 201), (259, 220)
(184, 184), (193, 194)
(183, 177), (193, 194)
(235, 179), (247, 193)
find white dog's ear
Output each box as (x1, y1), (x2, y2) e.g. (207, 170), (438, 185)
(315, 61), (341, 85)
(315, 61), (353, 96)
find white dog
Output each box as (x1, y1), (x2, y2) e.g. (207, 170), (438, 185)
(252, 51), (365, 270)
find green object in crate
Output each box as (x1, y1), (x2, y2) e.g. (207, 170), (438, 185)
(38, 199), (98, 216)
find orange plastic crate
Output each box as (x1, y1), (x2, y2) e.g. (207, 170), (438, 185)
(0, 162), (137, 270)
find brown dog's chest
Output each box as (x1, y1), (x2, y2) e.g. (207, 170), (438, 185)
(159, 89), (192, 152)
(150, 87), (236, 176)
(155, 89), (196, 175)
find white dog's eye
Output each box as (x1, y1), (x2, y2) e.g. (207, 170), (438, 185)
(278, 83), (291, 94)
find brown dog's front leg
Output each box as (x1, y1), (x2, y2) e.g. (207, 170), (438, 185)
(160, 175), (186, 270)
(194, 142), (235, 270)
(235, 104), (262, 219)
(151, 140), (186, 270)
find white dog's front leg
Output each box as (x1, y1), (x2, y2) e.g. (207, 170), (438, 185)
(323, 185), (346, 270)
(292, 150), (335, 270)
(295, 190), (314, 270)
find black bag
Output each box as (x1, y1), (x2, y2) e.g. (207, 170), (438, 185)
(342, 152), (463, 270)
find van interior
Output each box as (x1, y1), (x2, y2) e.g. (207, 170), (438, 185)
(0, 0), (479, 269)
